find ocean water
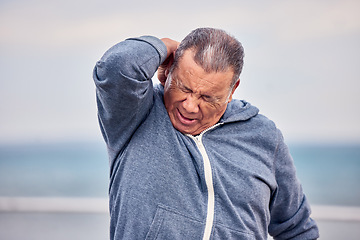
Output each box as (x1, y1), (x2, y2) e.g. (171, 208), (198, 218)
(1, 141), (360, 240)
(0, 141), (359, 206)
(0, 142), (109, 198)
(290, 143), (360, 206)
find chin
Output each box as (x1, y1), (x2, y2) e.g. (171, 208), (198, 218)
(175, 125), (192, 135)
(173, 123), (195, 135)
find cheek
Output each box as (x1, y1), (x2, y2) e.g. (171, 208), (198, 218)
(202, 105), (226, 120)
(165, 89), (182, 110)
(169, 91), (185, 103)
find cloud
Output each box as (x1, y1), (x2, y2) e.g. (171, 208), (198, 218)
(1, 0), (359, 49)
(0, 0), (359, 143)
(267, 1), (360, 42)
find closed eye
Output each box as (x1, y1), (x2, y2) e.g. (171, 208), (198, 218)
(183, 86), (193, 93)
(202, 95), (213, 102)
(178, 84), (192, 93)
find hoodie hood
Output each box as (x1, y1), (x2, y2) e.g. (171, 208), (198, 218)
(220, 99), (259, 123)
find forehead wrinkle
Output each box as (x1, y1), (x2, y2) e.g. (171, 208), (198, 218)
(176, 52), (218, 86)
(187, 69), (217, 89)
(174, 50), (232, 97)
(181, 71), (219, 98)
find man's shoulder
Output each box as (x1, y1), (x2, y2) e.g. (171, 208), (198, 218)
(223, 99), (278, 132)
(222, 99), (259, 123)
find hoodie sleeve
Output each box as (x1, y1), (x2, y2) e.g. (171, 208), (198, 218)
(268, 130), (319, 239)
(93, 36), (167, 171)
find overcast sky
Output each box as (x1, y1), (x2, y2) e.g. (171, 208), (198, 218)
(0, 0), (359, 144)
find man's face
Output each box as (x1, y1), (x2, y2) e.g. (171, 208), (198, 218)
(163, 50), (238, 135)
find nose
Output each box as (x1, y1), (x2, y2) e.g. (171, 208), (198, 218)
(182, 94), (199, 113)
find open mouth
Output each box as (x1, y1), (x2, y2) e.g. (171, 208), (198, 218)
(176, 109), (196, 125)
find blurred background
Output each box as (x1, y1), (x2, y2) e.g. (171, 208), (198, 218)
(0, 0), (359, 239)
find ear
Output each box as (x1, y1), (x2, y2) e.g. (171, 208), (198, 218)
(159, 55), (174, 87)
(158, 67), (169, 87)
(159, 68), (171, 87)
(227, 79), (240, 103)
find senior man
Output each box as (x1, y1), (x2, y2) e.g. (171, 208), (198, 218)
(93, 28), (319, 240)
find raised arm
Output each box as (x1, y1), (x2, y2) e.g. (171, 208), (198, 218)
(93, 36), (167, 166)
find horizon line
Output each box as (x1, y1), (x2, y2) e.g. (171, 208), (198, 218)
(0, 197), (360, 222)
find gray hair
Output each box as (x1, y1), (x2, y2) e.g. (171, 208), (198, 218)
(171, 28), (244, 89)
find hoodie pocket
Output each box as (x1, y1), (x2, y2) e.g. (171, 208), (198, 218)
(145, 205), (256, 240)
(145, 205), (204, 240)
